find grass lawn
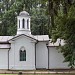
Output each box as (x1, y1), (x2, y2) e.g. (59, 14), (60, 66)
(0, 74), (75, 75)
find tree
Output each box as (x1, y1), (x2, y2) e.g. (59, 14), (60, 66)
(52, 5), (75, 68)
(31, 7), (49, 35)
(0, 0), (15, 35)
(41, 0), (75, 37)
(0, 0), (50, 35)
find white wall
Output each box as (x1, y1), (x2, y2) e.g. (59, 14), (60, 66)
(0, 49), (8, 69)
(9, 35), (36, 70)
(49, 47), (69, 69)
(36, 42), (48, 69)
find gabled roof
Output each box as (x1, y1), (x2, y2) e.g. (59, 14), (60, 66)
(0, 34), (49, 45)
(8, 34), (37, 41)
(0, 35), (64, 47)
(8, 34), (49, 42)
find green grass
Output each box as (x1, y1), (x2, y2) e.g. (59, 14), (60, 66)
(0, 74), (75, 75)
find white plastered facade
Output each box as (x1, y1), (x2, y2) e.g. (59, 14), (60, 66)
(9, 35), (36, 70)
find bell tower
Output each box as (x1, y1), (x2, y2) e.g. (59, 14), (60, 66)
(17, 11), (31, 35)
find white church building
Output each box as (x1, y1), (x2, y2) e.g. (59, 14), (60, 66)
(0, 11), (69, 70)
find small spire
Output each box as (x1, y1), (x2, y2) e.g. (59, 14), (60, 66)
(23, 4), (25, 11)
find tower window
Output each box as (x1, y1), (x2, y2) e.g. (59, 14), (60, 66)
(20, 49), (26, 61)
(0, 8), (1, 12)
(19, 20), (20, 28)
(22, 19), (25, 28)
(27, 19), (29, 29)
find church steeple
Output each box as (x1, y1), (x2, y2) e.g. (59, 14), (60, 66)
(17, 10), (31, 35)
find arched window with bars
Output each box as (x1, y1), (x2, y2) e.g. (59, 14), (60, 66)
(20, 47), (26, 61)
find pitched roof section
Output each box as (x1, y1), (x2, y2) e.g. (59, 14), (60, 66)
(0, 34), (49, 42)
(8, 34), (49, 42)
(0, 36), (12, 49)
(0, 36), (13, 43)
(48, 39), (65, 47)
(0, 34), (49, 43)
(8, 34), (37, 41)
(0, 35), (65, 47)
(34, 35), (49, 41)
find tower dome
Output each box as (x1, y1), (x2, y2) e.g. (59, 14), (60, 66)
(17, 11), (31, 35)
(19, 11), (29, 17)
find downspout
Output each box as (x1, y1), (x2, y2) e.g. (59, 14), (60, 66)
(35, 41), (38, 69)
(47, 46), (49, 69)
(46, 42), (49, 70)
(8, 47), (11, 70)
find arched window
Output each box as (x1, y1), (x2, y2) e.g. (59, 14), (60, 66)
(0, 8), (1, 12)
(22, 19), (25, 28)
(27, 19), (29, 29)
(19, 20), (20, 28)
(20, 47), (26, 61)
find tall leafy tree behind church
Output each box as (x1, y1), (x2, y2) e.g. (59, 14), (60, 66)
(0, 0), (49, 35)
(51, 0), (75, 68)
(0, 0), (16, 35)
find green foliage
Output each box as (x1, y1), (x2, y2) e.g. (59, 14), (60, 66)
(31, 7), (49, 35)
(0, 0), (50, 35)
(52, 6), (75, 68)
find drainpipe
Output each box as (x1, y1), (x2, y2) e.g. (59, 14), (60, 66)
(46, 43), (49, 70)
(8, 47), (11, 70)
(35, 41), (38, 69)
(48, 46), (49, 69)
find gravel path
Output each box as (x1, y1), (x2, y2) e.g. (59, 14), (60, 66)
(0, 70), (75, 74)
